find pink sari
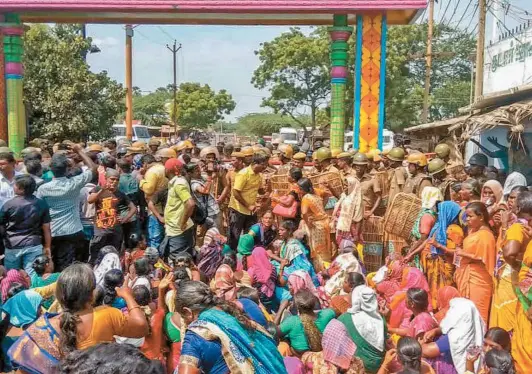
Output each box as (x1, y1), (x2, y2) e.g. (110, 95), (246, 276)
(389, 268), (431, 328)
(409, 312), (438, 338)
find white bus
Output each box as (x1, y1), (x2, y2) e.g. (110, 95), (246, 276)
(279, 127), (298, 145)
(112, 124), (151, 144)
(343, 129), (394, 152)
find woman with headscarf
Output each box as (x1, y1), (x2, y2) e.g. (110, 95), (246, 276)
(502, 171), (527, 200)
(418, 201), (463, 309)
(407, 187), (444, 270)
(333, 175), (364, 247)
(197, 222), (226, 280)
(93, 246), (121, 286)
(1, 270), (29, 303)
(482, 180), (504, 224)
(288, 270), (330, 308)
(247, 246), (277, 312)
(324, 243), (364, 298)
(300, 319), (365, 374)
(375, 255), (405, 304)
(433, 286), (460, 323)
(388, 268), (430, 333)
(299, 178), (331, 272)
(338, 286), (387, 373)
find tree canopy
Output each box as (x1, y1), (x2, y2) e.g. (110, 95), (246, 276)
(235, 113), (300, 137)
(24, 24), (125, 141)
(254, 23), (475, 132)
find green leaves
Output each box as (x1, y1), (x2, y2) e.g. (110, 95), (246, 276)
(168, 82), (236, 130)
(23, 24), (125, 141)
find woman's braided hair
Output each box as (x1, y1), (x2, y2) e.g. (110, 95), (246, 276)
(294, 289), (322, 352)
(174, 280), (254, 331)
(397, 337), (422, 371)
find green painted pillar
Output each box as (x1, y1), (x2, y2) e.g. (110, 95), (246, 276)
(3, 13), (25, 155)
(328, 15), (352, 152)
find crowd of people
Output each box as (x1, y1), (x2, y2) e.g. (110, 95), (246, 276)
(0, 136), (528, 374)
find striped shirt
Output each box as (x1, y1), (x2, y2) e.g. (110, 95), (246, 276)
(36, 170), (94, 237)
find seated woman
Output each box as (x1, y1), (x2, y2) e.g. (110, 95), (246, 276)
(176, 281), (285, 373)
(93, 269), (126, 309)
(174, 252), (201, 282)
(248, 210), (278, 248)
(388, 288), (437, 340)
(378, 337), (435, 374)
(324, 240), (364, 298)
(279, 289), (336, 357)
(420, 298), (484, 374)
(330, 272), (365, 315)
(197, 222), (226, 280)
(30, 255), (60, 310)
(465, 327), (512, 373)
(8, 263), (149, 374)
(388, 268), (430, 333)
(468, 348), (516, 374)
(1, 289), (43, 372)
(301, 318), (365, 374)
(434, 286), (460, 323)
(338, 285), (387, 374)
(288, 271), (330, 309)
(375, 255), (405, 304)
(93, 245), (121, 286)
(246, 246), (278, 313)
(126, 257), (152, 290)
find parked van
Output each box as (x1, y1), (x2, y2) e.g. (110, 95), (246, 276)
(112, 124), (151, 144)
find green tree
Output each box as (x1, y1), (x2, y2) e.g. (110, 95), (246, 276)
(23, 24), (125, 141)
(252, 28), (335, 131)
(385, 23), (475, 130)
(169, 83), (236, 130)
(236, 113), (299, 137)
(131, 89), (171, 127)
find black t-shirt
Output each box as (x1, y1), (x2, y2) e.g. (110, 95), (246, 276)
(0, 195), (51, 249)
(92, 187), (130, 236)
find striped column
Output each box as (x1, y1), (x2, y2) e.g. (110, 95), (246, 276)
(329, 15), (352, 152)
(354, 13), (387, 153)
(0, 15), (7, 142)
(3, 13), (25, 155)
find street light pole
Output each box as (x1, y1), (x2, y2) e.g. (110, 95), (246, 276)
(125, 25), (134, 141)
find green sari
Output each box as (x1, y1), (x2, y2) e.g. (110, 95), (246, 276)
(338, 312), (387, 374)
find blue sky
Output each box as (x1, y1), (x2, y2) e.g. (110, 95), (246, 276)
(85, 0), (530, 122)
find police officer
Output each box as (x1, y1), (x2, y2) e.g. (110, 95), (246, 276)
(403, 152), (432, 198)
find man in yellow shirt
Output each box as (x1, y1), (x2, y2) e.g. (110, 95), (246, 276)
(160, 158), (195, 261)
(228, 153), (268, 249)
(139, 154), (168, 248)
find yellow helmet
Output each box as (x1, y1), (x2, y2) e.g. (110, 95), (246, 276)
(366, 149), (382, 162)
(316, 147), (332, 162)
(183, 140), (194, 149)
(132, 141), (146, 149)
(199, 146), (220, 160)
(434, 143), (451, 159)
(156, 148), (177, 159)
(241, 146), (254, 157)
(148, 138), (161, 147)
(331, 148), (342, 159)
(407, 152), (428, 167)
(387, 147), (405, 162)
(292, 152), (307, 161)
(278, 144), (294, 159)
(312, 151), (318, 161)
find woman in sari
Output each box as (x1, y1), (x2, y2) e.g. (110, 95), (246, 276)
(332, 174), (364, 247)
(407, 187), (443, 270)
(434, 286), (460, 323)
(287, 270), (330, 309)
(388, 268), (430, 332)
(388, 288), (437, 340)
(7, 263), (149, 374)
(248, 210), (277, 248)
(502, 191), (532, 373)
(1, 269), (29, 303)
(490, 185), (528, 332)
(324, 242), (364, 298)
(454, 202), (496, 324)
(378, 337), (435, 374)
(418, 201), (463, 310)
(1, 290), (43, 372)
(176, 281), (287, 374)
(338, 285), (386, 374)
(298, 178), (331, 271)
(481, 179), (503, 209)
(375, 256), (405, 304)
(30, 255), (59, 310)
(330, 272), (366, 316)
(197, 227), (225, 280)
(300, 319), (365, 374)
(247, 246), (277, 312)
(502, 171), (527, 199)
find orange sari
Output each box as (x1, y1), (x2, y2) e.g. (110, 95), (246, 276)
(455, 228), (496, 324)
(301, 193), (331, 271)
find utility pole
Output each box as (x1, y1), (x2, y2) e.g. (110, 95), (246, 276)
(421, 0), (435, 124)
(475, 0), (487, 100)
(125, 25), (134, 140)
(166, 41), (182, 139)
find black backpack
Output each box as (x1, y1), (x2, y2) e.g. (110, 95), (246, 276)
(188, 181), (208, 225)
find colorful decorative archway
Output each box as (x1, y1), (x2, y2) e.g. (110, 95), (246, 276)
(0, 0), (426, 154)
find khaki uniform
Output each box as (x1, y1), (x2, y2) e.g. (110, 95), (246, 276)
(357, 173), (382, 214)
(275, 162), (291, 176)
(403, 173), (432, 198)
(435, 178), (454, 201)
(445, 160), (466, 182)
(388, 166), (408, 204)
